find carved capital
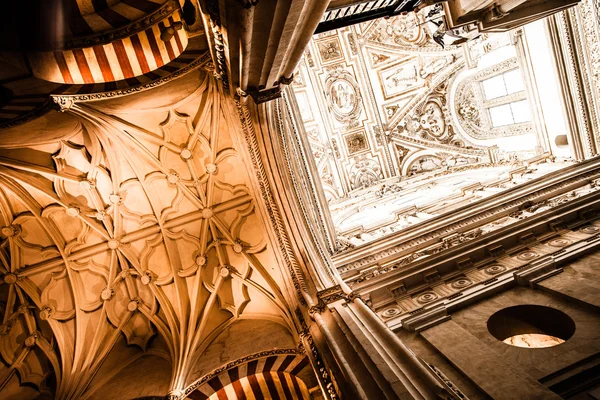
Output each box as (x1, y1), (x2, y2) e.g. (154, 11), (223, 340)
(309, 285), (360, 314)
(236, 0), (259, 8)
(278, 74), (294, 86)
(166, 389), (185, 400)
(247, 86), (283, 103)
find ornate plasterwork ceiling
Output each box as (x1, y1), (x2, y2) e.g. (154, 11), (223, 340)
(0, 71), (295, 398)
(293, 8), (565, 250)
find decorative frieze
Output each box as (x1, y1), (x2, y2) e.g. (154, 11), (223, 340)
(374, 212), (600, 330)
(337, 163), (600, 275)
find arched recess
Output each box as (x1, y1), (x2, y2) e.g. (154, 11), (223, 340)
(85, 354), (171, 400)
(184, 319), (299, 390)
(401, 149), (440, 176)
(183, 351), (316, 399)
(449, 55), (537, 151)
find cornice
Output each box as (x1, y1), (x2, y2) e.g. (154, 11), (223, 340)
(348, 183), (600, 296)
(387, 224), (600, 332)
(59, 1), (179, 51)
(334, 157), (600, 273)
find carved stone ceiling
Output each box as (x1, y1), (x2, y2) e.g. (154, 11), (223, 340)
(293, 7), (573, 249)
(0, 70), (296, 398)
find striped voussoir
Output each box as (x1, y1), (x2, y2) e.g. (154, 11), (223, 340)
(187, 354), (311, 400)
(30, 12), (187, 84)
(51, 45), (208, 96)
(71, 0), (167, 36)
(0, 40), (207, 129)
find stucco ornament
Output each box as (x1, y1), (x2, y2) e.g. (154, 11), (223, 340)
(325, 69), (363, 123)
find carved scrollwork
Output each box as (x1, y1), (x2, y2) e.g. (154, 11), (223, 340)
(308, 285), (360, 314)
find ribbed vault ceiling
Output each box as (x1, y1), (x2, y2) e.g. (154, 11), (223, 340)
(0, 70), (296, 399)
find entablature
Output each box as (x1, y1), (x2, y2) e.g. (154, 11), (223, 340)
(334, 156), (600, 276)
(372, 196), (600, 331)
(334, 157), (600, 330)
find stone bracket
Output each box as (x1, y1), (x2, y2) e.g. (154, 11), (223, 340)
(514, 257), (563, 288)
(402, 305), (451, 332)
(309, 285), (359, 314)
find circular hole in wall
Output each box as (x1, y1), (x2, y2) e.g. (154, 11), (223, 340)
(487, 305), (575, 349)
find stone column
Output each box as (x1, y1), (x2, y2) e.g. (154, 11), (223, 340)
(198, 0), (331, 102)
(236, 90), (465, 400)
(307, 287), (460, 400)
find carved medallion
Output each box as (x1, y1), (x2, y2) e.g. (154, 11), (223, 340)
(382, 307), (401, 318)
(516, 251), (539, 261)
(580, 225), (599, 234)
(416, 291), (439, 304)
(484, 264), (507, 275)
(344, 131), (369, 155)
(547, 238), (572, 247)
(450, 277), (473, 289)
(325, 70), (362, 123)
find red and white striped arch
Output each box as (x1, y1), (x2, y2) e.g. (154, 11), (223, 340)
(186, 354), (313, 400)
(29, 12), (187, 84)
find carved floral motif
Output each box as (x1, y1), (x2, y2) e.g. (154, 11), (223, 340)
(318, 38), (343, 63)
(344, 131), (370, 155)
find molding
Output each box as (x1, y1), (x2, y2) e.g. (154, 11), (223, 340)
(402, 306), (450, 332)
(513, 257), (563, 287)
(546, 15), (586, 159)
(183, 348), (305, 396)
(50, 52), (211, 105)
(378, 200), (600, 331)
(550, 8), (598, 157)
(302, 333), (341, 400)
(279, 91), (338, 264)
(366, 186), (600, 300)
(515, 231), (600, 287)
(514, 28), (552, 153)
(308, 285), (360, 314)
(0, 101), (54, 130)
(422, 360), (470, 400)
(210, 20), (229, 90)
(335, 157), (600, 274)
(245, 86), (283, 103)
(234, 99), (310, 304)
(453, 57), (534, 140)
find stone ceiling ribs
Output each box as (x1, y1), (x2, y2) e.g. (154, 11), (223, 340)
(0, 70), (298, 398)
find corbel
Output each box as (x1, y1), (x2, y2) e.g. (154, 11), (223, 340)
(402, 305), (450, 332)
(513, 256), (563, 288)
(309, 285), (360, 315)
